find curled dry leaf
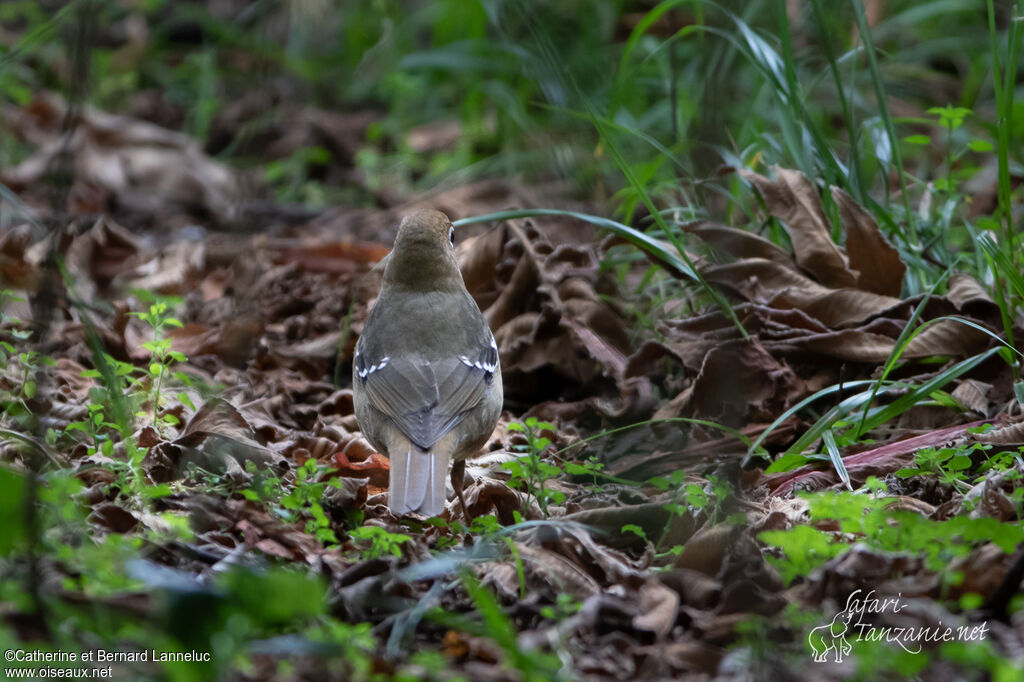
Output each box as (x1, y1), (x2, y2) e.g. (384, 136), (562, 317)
(561, 502), (694, 552)
(971, 419), (1024, 446)
(457, 216), (639, 405)
(831, 187), (905, 297)
(144, 398), (287, 483)
(2, 93), (243, 224)
(88, 502), (139, 534)
(739, 166), (856, 289)
(332, 451), (390, 488)
(673, 525), (739, 576)
(631, 577), (680, 638)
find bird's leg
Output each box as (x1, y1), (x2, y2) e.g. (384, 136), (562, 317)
(451, 460), (472, 523)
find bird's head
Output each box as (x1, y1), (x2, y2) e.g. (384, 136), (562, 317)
(383, 209), (463, 292)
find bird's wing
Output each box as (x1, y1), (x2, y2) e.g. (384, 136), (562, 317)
(355, 334), (498, 451)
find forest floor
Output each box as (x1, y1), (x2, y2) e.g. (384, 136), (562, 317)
(2, 7), (1024, 681)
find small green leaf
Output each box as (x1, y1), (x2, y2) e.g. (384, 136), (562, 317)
(621, 524), (647, 540)
(946, 455), (972, 471)
(142, 484), (175, 499)
(765, 452), (810, 474)
(0, 467), (29, 555)
(903, 134), (931, 145)
(647, 476), (670, 491)
(177, 392), (195, 411)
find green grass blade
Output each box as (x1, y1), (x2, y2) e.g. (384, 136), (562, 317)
(454, 209), (697, 279)
(822, 429), (852, 490)
(856, 348), (1001, 435)
(851, 0), (920, 284)
(853, 267), (952, 437)
(585, 106), (749, 339)
(747, 379), (880, 458)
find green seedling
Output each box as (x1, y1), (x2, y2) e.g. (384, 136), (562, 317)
(130, 297), (188, 430)
(349, 525), (412, 560)
(504, 417), (565, 518)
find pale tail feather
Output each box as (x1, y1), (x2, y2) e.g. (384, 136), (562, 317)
(388, 448), (450, 517)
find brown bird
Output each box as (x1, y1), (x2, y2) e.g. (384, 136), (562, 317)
(353, 209), (503, 517)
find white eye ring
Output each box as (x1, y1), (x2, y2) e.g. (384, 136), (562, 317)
(448, 226), (455, 246)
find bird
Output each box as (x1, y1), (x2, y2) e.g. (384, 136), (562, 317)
(352, 209), (503, 518)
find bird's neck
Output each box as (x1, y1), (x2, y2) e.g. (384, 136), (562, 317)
(383, 251), (465, 293)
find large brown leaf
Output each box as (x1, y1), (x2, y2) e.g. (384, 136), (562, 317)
(740, 166), (857, 289)
(832, 187), (905, 296)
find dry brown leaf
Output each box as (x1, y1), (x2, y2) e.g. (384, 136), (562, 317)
(950, 379), (992, 415)
(673, 525), (738, 576)
(3, 93), (242, 223)
(972, 419), (1024, 445)
(88, 503), (139, 534)
(516, 543), (602, 600)
(702, 259), (899, 327)
(632, 577), (680, 637)
(832, 187), (905, 297)
(740, 166), (857, 289)
(144, 398), (287, 483)
(685, 221), (795, 266)
(689, 338), (804, 426)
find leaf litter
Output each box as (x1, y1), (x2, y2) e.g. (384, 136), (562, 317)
(1, 96), (1023, 681)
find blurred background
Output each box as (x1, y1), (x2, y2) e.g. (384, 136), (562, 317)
(2, 0), (1019, 242)
(2, 2), (1024, 681)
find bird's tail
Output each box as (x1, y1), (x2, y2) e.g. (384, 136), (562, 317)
(389, 447), (449, 517)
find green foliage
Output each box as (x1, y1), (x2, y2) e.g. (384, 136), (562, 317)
(759, 524), (848, 586)
(649, 471), (739, 527)
(895, 444), (986, 493)
(349, 525), (412, 560)
(129, 295), (188, 430)
(264, 145), (332, 206)
(760, 478), (1024, 585)
(0, 467), (28, 556)
(240, 458), (342, 546)
(539, 592), (582, 622)
(447, 571), (565, 681)
(218, 567), (327, 626)
(503, 417), (565, 518)
(0, 300), (56, 430)
(562, 456), (605, 489)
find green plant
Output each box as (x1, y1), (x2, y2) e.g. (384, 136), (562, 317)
(349, 524), (412, 560)
(265, 145), (331, 206)
(896, 444), (992, 493)
(427, 572), (565, 682)
(65, 385), (124, 460)
(759, 478), (1024, 585)
(240, 458), (342, 545)
(0, 344), (55, 434)
(540, 592), (581, 621)
(129, 296), (189, 430)
(503, 417), (565, 518)
(562, 455), (605, 490)
(651, 472), (739, 522)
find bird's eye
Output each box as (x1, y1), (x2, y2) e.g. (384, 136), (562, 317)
(448, 227), (455, 246)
